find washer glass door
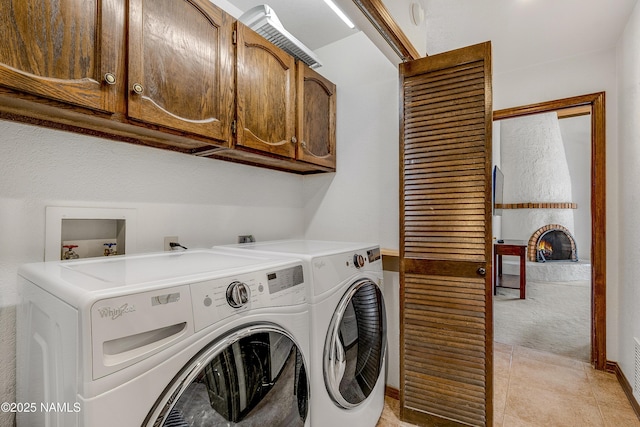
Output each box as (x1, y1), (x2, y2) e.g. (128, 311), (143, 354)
(146, 325), (309, 426)
(324, 279), (386, 408)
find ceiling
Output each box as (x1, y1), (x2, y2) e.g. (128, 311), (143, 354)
(226, 0), (638, 75)
(424, 0), (639, 75)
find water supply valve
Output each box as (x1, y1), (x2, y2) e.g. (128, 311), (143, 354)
(103, 243), (117, 256)
(62, 245), (79, 260)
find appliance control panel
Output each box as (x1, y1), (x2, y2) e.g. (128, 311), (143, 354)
(346, 247), (381, 269)
(311, 247), (382, 296)
(190, 263), (306, 332)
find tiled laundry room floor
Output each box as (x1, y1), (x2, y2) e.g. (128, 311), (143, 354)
(377, 342), (640, 426)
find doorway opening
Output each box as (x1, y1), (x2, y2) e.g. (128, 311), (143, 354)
(493, 92), (606, 369)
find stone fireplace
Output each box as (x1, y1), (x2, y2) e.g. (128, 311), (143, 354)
(499, 112), (577, 245)
(497, 112), (590, 281)
(527, 224), (578, 262)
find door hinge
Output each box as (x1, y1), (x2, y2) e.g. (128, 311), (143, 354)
(232, 30), (237, 45)
(232, 120), (237, 135)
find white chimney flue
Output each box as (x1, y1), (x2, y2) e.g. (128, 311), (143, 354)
(500, 112), (575, 240)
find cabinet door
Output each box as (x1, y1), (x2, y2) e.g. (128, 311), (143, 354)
(296, 64), (336, 169)
(0, 0), (124, 112)
(236, 23), (296, 159)
(128, 0), (233, 144)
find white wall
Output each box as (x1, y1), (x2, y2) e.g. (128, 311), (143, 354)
(559, 115), (592, 260)
(303, 32), (401, 387)
(493, 47), (620, 360)
(0, 120), (305, 425)
(616, 0), (640, 400)
(303, 32), (399, 249)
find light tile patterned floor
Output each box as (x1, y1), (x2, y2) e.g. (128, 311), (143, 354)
(377, 343), (640, 426)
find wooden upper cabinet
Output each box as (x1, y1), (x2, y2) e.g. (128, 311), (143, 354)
(0, 0), (336, 174)
(0, 0), (125, 112)
(127, 0), (233, 144)
(297, 63), (336, 169)
(235, 22), (297, 159)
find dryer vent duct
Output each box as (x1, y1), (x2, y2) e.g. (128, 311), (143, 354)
(239, 4), (322, 69)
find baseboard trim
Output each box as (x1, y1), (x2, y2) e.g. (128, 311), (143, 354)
(385, 385), (399, 400)
(607, 360), (640, 420)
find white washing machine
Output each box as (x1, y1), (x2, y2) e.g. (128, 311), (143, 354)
(16, 249), (311, 427)
(217, 240), (387, 427)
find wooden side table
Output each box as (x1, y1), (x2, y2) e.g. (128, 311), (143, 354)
(494, 240), (527, 299)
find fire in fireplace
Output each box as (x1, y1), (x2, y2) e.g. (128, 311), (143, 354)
(527, 224), (578, 262)
(538, 239), (554, 259)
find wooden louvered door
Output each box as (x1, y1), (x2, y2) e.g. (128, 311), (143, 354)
(399, 42), (493, 427)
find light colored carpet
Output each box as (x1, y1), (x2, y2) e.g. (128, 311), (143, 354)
(494, 278), (591, 361)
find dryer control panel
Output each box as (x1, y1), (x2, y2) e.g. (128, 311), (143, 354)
(311, 246), (382, 297)
(190, 263), (306, 332)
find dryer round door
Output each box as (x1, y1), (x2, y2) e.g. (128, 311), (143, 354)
(145, 324), (309, 426)
(323, 279), (387, 408)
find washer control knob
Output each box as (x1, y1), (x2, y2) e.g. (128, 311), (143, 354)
(226, 281), (250, 308)
(353, 254), (365, 269)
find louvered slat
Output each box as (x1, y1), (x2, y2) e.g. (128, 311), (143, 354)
(404, 273), (487, 423)
(403, 60), (486, 261)
(400, 42), (492, 427)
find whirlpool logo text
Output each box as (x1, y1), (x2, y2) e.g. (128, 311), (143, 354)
(97, 303), (136, 320)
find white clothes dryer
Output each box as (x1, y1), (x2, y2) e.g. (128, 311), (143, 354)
(217, 240), (387, 427)
(16, 249), (311, 427)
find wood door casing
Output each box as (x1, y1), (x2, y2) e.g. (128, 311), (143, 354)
(493, 92), (607, 370)
(400, 42), (493, 427)
(0, 0), (124, 113)
(350, 0), (421, 62)
(296, 63), (336, 169)
(236, 23), (296, 159)
(127, 0), (233, 144)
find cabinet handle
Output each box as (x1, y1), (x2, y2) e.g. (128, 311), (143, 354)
(132, 83), (144, 94)
(291, 136), (298, 144)
(300, 141), (307, 148)
(104, 73), (117, 85)
(477, 267), (486, 276)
